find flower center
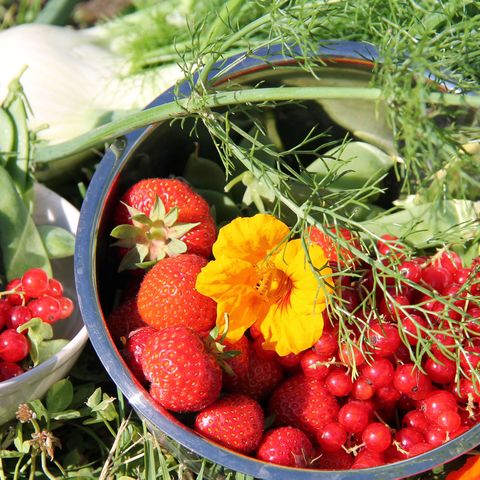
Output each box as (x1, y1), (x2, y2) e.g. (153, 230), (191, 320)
(255, 262), (293, 306)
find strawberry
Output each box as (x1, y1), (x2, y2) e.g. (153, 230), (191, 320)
(121, 326), (157, 384)
(309, 226), (360, 268)
(137, 254), (216, 332)
(256, 426), (314, 467)
(222, 336), (251, 391)
(268, 374), (340, 439)
(194, 394), (264, 454)
(226, 345), (284, 401)
(111, 178), (216, 270)
(106, 296), (147, 343)
(142, 326), (222, 412)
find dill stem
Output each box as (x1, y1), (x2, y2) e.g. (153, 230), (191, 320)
(35, 85), (479, 165)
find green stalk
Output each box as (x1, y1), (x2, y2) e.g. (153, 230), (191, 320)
(35, 85), (480, 165)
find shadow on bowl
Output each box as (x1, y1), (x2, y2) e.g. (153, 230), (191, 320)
(75, 41), (480, 480)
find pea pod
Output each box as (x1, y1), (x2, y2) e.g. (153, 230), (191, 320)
(0, 108), (15, 158)
(0, 166), (51, 281)
(4, 87), (34, 208)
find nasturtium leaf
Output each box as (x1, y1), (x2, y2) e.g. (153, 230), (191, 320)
(0, 167), (52, 280)
(46, 379), (74, 412)
(307, 141), (394, 190)
(361, 198), (480, 249)
(37, 225), (75, 259)
(283, 71), (395, 153)
(183, 154), (226, 192)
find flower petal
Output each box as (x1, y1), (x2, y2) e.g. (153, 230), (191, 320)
(196, 257), (257, 301)
(216, 285), (270, 343)
(258, 239), (332, 356)
(260, 304), (324, 356)
(213, 214), (290, 263)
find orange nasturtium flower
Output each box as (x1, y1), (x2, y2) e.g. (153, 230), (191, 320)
(195, 214), (333, 356)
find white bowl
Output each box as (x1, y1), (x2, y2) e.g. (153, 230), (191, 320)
(0, 183), (88, 425)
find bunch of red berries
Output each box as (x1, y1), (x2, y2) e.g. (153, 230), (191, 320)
(0, 268), (74, 381)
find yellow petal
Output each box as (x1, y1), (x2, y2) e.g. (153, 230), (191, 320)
(260, 304), (324, 356)
(196, 257), (257, 301)
(213, 214), (290, 263)
(216, 285), (270, 343)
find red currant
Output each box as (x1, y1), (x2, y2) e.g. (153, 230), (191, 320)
(21, 268), (49, 297)
(325, 368), (353, 397)
(337, 401), (370, 433)
(0, 329), (29, 362)
(393, 364), (432, 400)
(367, 322), (401, 357)
(362, 422), (392, 453)
(362, 358), (394, 388)
(317, 422), (347, 452)
(0, 361), (24, 380)
(313, 331), (338, 357)
(28, 296), (61, 324)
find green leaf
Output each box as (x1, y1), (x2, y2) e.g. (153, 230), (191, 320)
(361, 199), (480, 248)
(284, 72), (395, 153)
(37, 225), (75, 259)
(36, 339), (69, 365)
(307, 141), (393, 190)
(183, 153), (226, 192)
(0, 450), (23, 458)
(28, 399), (49, 422)
(0, 168), (52, 280)
(46, 379), (74, 412)
(51, 409), (82, 420)
(196, 189), (241, 224)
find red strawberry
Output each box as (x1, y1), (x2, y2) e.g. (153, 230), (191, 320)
(142, 326), (222, 412)
(268, 374), (340, 439)
(111, 178), (216, 270)
(226, 346), (284, 401)
(194, 394), (264, 454)
(222, 336), (251, 391)
(121, 326), (157, 384)
(106, 296), (147, 343)
(309, 226), (360, 268)
(137, 254), (216, 332)
(256, 426), (314, 467)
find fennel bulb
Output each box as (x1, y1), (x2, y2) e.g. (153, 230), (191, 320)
(0, 23), (184, 144)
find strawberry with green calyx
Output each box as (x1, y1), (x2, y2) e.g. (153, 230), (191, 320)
(194, 394), (264, 454)
(137, 254), (216, 333)
(111, 178), (216, 271)
(142, 326), (222, 413)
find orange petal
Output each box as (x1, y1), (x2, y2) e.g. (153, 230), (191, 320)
(216, 285), (270, 343)
(196, 257), (257, 301)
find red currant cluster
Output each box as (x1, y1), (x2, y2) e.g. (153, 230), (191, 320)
(297, 235), (480, 468)
(0, 268), (74, 382)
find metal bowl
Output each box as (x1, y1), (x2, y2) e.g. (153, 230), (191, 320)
(75, 41), (480, 479)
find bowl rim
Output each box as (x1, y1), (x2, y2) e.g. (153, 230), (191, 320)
(0, 183), (89, 391)
(75, 40), (480, 479)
